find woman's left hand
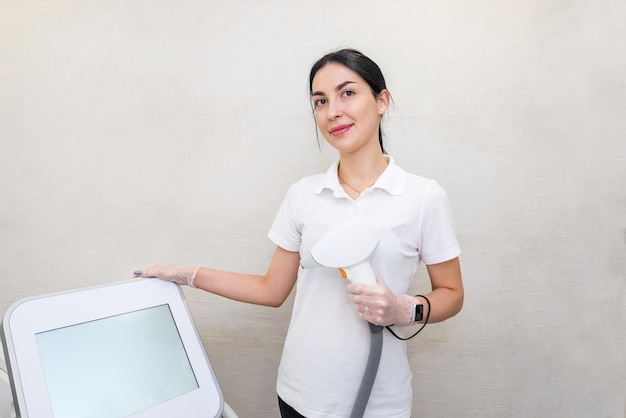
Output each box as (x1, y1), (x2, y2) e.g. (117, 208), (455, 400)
(346, 276), (414, 326)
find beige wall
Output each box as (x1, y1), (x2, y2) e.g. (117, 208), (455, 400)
(1, 1), (625, 417)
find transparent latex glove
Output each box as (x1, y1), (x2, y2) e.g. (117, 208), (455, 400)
(133, 263), (201, 287)
(346, 276), (415, 326)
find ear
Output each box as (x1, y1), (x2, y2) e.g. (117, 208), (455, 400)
(377, 89), (391, 115)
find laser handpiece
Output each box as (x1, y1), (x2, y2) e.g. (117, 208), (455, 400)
(300, 217), (382, 418)
(299, 217), (379, 285)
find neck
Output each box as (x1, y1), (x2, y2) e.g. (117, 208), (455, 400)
(338, 151), (388, 193)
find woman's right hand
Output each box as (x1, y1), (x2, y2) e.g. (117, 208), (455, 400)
(133, 263), (201, 287)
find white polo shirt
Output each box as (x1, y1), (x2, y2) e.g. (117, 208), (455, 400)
(268, 156), (461, 418)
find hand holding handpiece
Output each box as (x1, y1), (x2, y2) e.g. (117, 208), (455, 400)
(133, 264), (201, 287)
(299, 217), (416, 326)
(346, 277), (417, 326)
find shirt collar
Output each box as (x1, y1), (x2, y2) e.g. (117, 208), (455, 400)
(315, 155), (406, 196)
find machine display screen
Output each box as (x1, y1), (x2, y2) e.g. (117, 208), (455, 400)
(35, 304), (198, 418)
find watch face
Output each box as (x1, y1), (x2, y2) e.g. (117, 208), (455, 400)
(414, 304), (424, 322)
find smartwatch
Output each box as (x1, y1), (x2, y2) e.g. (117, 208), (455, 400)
(413, 300), (424, 322)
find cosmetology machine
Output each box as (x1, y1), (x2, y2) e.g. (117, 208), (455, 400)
(0, 279), (238, 418)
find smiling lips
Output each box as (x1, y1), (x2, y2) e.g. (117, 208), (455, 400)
(329, 124), (353, 136)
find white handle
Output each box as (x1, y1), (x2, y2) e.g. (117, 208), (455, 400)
(341, 261), (376, 285)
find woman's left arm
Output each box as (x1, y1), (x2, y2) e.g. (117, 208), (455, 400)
(346, 257), (463, 326)
(420, 257), (463, 323)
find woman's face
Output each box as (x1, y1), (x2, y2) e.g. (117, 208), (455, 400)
(311, 63), (389, 155)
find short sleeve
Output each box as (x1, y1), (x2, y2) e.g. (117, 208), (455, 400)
(267, 180), (303, 253)
(419, 182), (461, 265)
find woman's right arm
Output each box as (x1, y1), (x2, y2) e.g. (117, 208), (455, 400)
(193, 246), (300, 307)
(135, 246), (301, 308)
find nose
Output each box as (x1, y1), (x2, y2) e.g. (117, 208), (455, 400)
(327, 100), (342, 120)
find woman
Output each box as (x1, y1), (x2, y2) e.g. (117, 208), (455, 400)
(134, 48), (463, 418)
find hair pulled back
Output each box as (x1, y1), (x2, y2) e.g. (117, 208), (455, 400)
(309, 48), (389, 154)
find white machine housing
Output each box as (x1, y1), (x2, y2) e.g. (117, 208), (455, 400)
(1, 279), (224, 418)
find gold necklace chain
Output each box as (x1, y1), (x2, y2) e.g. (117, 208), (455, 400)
(338, 159), (388, 194)
(338, 173), (375, 194)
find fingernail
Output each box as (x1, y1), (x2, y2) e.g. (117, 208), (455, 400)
(133, 270), (142, 276)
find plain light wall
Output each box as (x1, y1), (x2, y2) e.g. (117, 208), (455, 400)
(1, 1), (625, 417)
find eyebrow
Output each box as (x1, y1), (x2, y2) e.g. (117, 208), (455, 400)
(312, 80), (356, 97)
